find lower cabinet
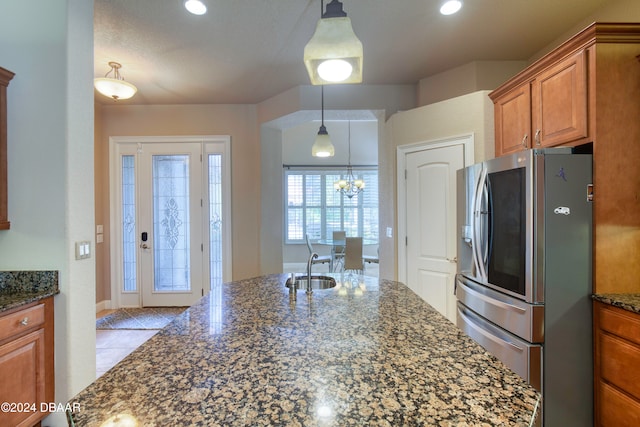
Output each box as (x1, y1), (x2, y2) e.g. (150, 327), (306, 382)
(0, 298), (54, 427)
(594, 301), (640, 426)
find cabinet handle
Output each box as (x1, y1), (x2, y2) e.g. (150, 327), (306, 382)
(535, 129), (541, 146)
(521, 134), (528, 148)
(20, 317), (29, 326)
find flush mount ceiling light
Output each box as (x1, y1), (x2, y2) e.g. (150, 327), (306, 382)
(94, 62), (137, 101)
(304, 0), (363, 85)
(184, 0), (207, 15)
(440, 0), (463, 15)
(312, 86), (335, 157)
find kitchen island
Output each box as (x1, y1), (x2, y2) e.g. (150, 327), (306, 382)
(68, 274), (540, 426)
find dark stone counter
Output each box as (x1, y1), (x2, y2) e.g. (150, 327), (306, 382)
(68, 274), (540, 426)
(0, 270), (59, 312)
(592, 293), (640, 314)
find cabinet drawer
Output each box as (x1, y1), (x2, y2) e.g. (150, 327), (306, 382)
(0, 303), (45, 342)
(598, 381), (640, 427)
(599, 332), (640, 400)
(598, 304), (640, 347)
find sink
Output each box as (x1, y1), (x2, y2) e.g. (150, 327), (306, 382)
(285, 275), (336, 290)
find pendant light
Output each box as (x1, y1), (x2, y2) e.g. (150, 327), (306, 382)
(312, 85), (335, 157)
(94, 62), (137, 101)
(304, 0), (363, 85)
(334, 121), (364, 198)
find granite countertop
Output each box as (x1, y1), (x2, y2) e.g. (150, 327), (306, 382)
(68, 274), (540, 426)
(0, 271), (59, 312)
(592, 293), (640, 314)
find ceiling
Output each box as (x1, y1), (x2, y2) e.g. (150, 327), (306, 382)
(94, 0), (609, 106)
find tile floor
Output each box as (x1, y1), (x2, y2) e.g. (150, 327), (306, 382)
(95, 310), (158, 378)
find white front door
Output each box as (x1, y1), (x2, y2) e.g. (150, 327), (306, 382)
(112, 137), (232, 308)
(138, 142), (203, 306)
(401, 137), (469, 323)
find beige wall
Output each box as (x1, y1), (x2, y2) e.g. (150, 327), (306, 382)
(382, 91), (495, 279)
(95, 104), (259, 303)
(418, 61), (528, 106)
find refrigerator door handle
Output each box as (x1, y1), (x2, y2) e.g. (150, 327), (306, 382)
(472, 167), (488, 281)
(458, 304), (524, 352)
(457, 277), (527, 315)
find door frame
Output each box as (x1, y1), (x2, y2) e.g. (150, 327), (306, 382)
(396, 133), (474, 285)
(109, 135), (232, 308)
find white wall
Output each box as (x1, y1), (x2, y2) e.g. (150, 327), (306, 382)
(0, 1), (96, 425)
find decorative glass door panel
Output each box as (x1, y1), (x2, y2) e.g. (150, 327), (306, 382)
(139, 144), (203, 306)
(208, 154), (223, 288)
(152, 155), (191, 293)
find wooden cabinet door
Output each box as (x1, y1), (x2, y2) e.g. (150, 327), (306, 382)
(493, 81), (531, 157)
(594, 302), (640, 426)
(531, 49), (588, 148)
(0, 329), (46, 427)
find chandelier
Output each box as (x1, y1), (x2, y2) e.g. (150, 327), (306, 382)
(334, 121), (364, 198)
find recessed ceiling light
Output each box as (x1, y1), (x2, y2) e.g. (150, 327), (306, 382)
(440, 0), (462, 15)
(184, 0), (207, 15)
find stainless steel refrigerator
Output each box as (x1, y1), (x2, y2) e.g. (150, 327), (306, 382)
(455, 147), (593, 426)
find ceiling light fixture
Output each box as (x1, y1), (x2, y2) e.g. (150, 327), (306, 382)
(440, 0), (463, 15)
(184, 0), (207, 15)
(312, 86), (335, 157)
(94, 62), (137, 101)
(334, 121), (364, 198)
(304, 0), (363, 85)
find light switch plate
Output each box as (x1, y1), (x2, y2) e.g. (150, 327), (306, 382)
(75, 241), (91, 260)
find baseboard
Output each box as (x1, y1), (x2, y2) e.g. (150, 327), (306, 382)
(96, 299), (112, 313)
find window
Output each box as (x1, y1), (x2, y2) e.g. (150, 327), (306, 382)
(285, 169), (378, 243)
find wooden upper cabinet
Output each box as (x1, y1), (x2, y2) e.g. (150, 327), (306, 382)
(531, 49), (588, 148)
(0, 67), (14, 231)
(493, 81), (532, 156)
(490, 38), (590, 157)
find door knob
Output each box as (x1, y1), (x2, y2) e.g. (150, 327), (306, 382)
(140, 243), (150, 249)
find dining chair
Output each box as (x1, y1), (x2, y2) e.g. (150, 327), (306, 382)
(344, 237), (364, 273)
(332, 230), (346, 271)
(305, 234), (332, 270)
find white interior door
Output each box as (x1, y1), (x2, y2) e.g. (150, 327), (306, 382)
(404, 142), (465, 323)
(112, 137), (232, 308)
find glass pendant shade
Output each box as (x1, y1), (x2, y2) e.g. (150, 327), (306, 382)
(312, 125), (335, 157)
(304, 16), (363, 85)
(94, 62), (137, 101)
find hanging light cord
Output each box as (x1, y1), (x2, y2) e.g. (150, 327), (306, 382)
(347, 121), (352, 166)
(321, 85), (325, 127)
